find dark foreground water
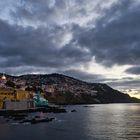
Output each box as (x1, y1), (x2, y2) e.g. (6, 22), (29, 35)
(0, 103), (140, 140)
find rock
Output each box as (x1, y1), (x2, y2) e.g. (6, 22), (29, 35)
(20, 117), (55, 124)
(42, 107), (67, 113)
(12, 113), (27, 120)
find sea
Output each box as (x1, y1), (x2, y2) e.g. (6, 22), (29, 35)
(0, 103), (140, 140)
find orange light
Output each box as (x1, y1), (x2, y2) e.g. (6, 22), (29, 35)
(1, 75), (6, 80)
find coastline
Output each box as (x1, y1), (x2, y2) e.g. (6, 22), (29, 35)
(0, 106), (66, 116)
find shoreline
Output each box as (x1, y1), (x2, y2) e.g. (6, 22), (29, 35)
(0, 106), (66, 116)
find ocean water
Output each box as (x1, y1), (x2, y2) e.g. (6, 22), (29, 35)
(0, 104), (140, 140)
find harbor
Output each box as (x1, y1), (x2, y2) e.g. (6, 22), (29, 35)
(0, 74), (48, 110)
(0, 74), (66, 124)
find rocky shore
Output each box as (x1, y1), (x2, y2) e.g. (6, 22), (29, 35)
(0, 106), (66, 124)
(0, 106), (66, 115)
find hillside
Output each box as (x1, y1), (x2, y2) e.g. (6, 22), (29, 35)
(0, 73), (140, 104)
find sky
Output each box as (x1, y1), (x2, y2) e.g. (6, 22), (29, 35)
(0, 0), (140, 98)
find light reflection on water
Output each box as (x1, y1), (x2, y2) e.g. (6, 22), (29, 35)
(85, 104), (140, 139)
(0, 103), (140, 140)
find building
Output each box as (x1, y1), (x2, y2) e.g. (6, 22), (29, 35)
(45, 85), (55, 93)
(3, 99), (34, 110)
(0, 87), (34, 109)
(0, 74), (49, 110)
(0, 75), (34, 109)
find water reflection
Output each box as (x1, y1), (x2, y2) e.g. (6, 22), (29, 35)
(0, 104), (139, 140)
(86, 104), (140, 139)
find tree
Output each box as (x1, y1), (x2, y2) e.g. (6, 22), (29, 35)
(25, 86), (33, 91)
(5, 80), (15, 88)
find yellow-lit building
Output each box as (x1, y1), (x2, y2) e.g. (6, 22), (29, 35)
(0, 73), (33, 109)
(0, 88), (14, 100)
(15, 89), (31, 100)
(0, 87), (32, 109)
(0, 74), (48, 110)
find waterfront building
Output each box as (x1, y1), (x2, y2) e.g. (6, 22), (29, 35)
(0, 74), (34, 109)
(0, 87), (34, 109)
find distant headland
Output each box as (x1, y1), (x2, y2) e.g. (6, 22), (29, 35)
(0, 73), (140, 106)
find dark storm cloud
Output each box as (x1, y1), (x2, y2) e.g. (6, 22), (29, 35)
(1, 0), (96, 75)
(107, 78), (140, 89)
(0, 0), (140, 88)
(76, 0), (140, 66)
(126, 66), (140, 75)
(0, 19), (91, 70)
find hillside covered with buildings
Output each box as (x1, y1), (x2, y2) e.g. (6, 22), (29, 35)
(0, 73), (140, 105)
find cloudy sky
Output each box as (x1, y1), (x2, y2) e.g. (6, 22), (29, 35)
(0, 0), (140, 98)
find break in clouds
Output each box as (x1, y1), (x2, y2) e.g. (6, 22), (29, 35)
(0, 0), (140, 92)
